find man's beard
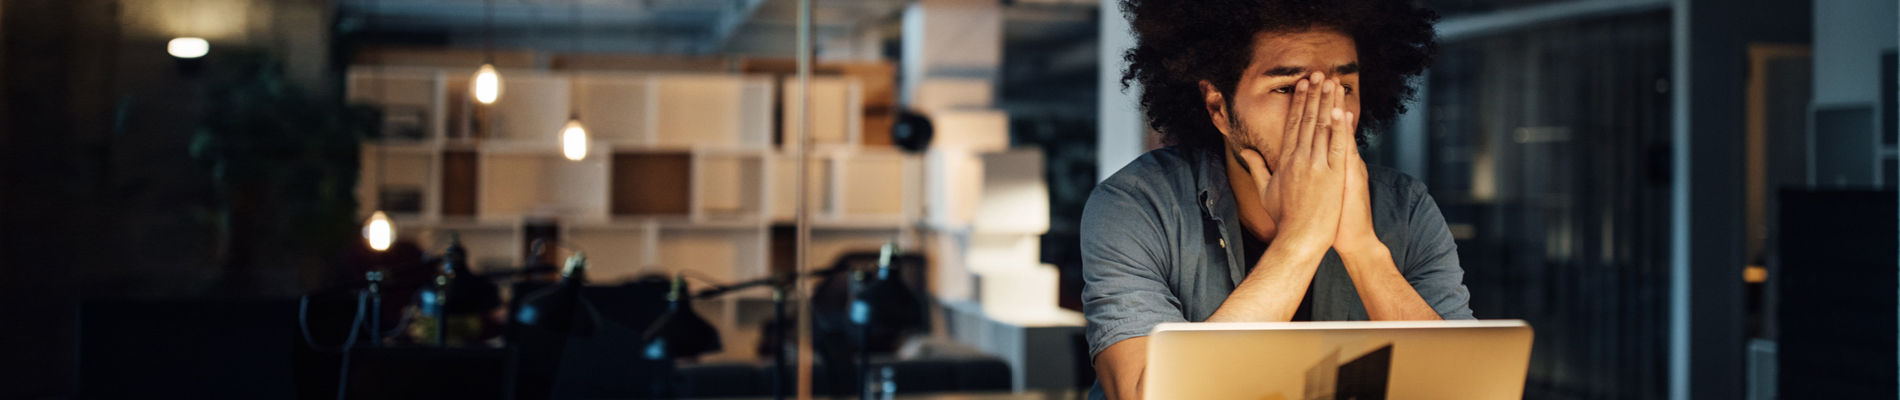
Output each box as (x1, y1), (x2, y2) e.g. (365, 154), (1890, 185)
(1226, 112), (1269, 176)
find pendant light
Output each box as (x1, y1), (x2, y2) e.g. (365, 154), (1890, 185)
(471, 0), (503, 105)
(365, 210), (394, 251)
(562, 116), (588, 161)
(472, 64), (503, 105)
(559, 1), (588, 161)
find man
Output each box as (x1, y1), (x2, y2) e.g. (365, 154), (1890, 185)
(1082, 1), (1470, 399)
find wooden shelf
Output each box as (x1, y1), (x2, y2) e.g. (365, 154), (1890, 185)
(490, 72), (572, 143)
(611, 152), (692, 217)
(569, 74), (649, 145)
(360, 144), (440, 218)
(651, 74), (774, 149)
(781, 76), (863, 148)
(349, 67), (446, 141)
(477, 148), (611, 221)
(693, 149), (769, 223)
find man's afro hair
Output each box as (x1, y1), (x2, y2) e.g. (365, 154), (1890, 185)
(1120, 0), (1439, 150)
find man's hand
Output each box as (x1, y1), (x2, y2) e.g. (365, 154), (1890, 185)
(1333, 113), (1381, 255)
(1207, 73), (1352, 323)
(1265, 72), (1351, 253)
(1234, 150), (1277, 240)
(1325, 110), (1441, 322)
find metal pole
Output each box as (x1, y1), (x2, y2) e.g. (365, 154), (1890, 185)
(774, 288), (787, 400)
(793, 0), (815, 398)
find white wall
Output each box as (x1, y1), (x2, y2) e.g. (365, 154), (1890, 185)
(1097, 1), (1146, 181)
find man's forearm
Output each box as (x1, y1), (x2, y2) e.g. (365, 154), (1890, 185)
(1206, 243), (1328, 322)
(1337, 243), (1442, 320)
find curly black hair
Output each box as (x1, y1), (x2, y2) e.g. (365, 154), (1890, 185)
(1120, 0), (1439, 150)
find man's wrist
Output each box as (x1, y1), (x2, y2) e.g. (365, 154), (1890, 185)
(1259, 233), (1332, 267)
(1335, 239), (1390, 265)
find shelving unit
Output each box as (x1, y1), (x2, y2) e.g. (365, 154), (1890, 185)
(354, 68), (898, 229)
(339, 47), (1086, 380)
(351, 66), (913, 362)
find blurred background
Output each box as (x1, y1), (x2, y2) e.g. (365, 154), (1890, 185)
(0, 0), (1892, 399)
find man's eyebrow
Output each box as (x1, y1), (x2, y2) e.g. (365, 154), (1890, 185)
(1263, 66), (1305, 77)
(1334, 62), (1361, 75)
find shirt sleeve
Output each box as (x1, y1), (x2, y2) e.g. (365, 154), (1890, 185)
(1400, 181), (1477, 320)
(1081, 179), (1188, 360)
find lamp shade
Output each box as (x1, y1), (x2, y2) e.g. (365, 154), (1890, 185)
(851, 252), (924, 330)
(515, 252), (597, 337)
(891, 110), (934, 153)
(640, 274), (722, 359)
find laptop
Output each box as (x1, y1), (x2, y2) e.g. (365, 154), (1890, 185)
(1143, 320), (1534, 400)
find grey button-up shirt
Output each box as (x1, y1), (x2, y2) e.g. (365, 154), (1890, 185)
(1081, 146), (1475, 363)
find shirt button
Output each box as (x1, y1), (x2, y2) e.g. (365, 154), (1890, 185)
(1219, 238), (1227, 248)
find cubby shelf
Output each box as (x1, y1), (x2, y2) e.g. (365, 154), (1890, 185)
(350, 67), (913, 285)
(348, 62), (946, 365)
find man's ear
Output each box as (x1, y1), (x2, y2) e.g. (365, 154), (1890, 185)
(1199, 80), (1233, 138)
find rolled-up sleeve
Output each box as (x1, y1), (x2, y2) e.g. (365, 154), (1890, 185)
(1400, 181), (1476, 320)
(1081, 179), (1188, 360)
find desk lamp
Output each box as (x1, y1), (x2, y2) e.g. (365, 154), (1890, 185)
(515, 252), (598, 338)
(850, 243), (924, 399)
(640, 273), (722, 360)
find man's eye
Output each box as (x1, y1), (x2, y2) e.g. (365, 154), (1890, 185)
(1341, 84), (1355, 95)
(1271, 86), (1294, 94)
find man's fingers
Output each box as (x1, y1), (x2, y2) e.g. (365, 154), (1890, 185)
(1281, 80), (1308, 162)
(1288, 78), (1315, 161)
(1346, 111), (1359, 159)
(1327, 109), (1349, 170)
(1297, 73), (1326, 162)
(1238, 149), (1272, 190)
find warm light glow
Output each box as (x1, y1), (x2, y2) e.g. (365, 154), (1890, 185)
(471, 64), (503, 104)
(1744, 265), (1767, 284)
(168, 37), (209, 59)
(364, 211), (394, 251)
(562, 118), (588, 161)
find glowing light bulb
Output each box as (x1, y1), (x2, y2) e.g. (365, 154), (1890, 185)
(364, 210), (394, 251)
(168, 37), (209, 59)
(471, 64), (503, 104)
(562, 117), (588, 161)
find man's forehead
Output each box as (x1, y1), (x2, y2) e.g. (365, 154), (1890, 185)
(1251, 30), (1358, 72)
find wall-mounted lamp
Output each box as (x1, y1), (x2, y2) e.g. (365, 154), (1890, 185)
(168, 37), (209, 59)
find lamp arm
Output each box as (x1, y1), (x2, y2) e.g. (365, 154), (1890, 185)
(693, 265), (850, 300)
